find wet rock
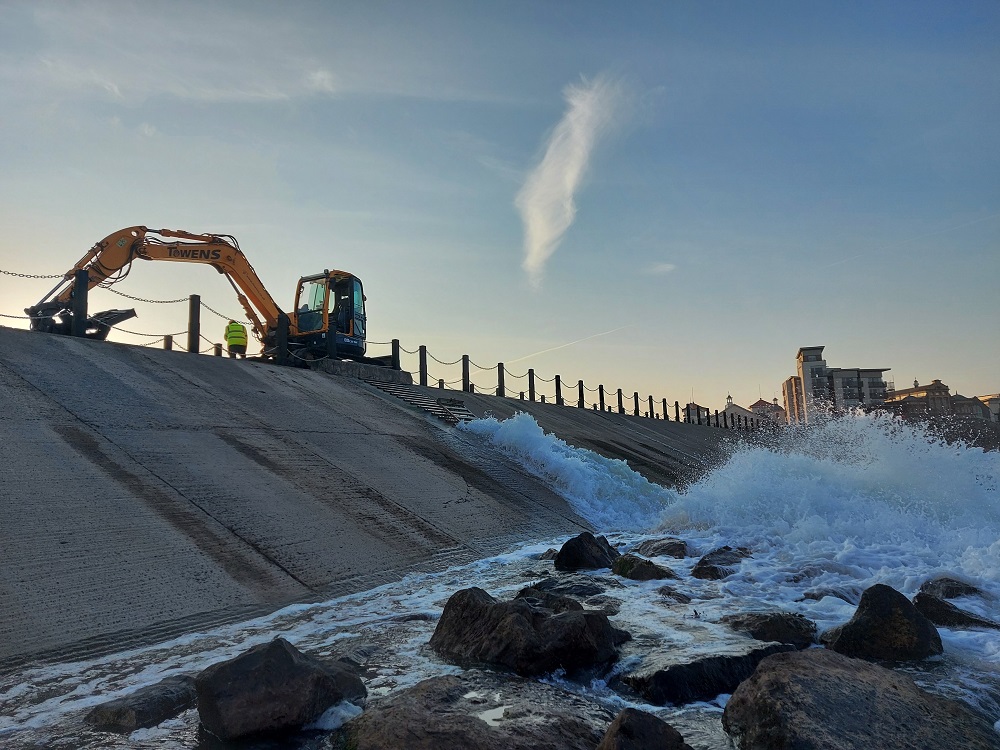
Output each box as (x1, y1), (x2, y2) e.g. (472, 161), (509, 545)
(84, 674), (196, 733)
(824, 584), (942, 661)
(719, 611), (817, 649)
(656, 585), (692, 604)
(338, 670), (613, 750)
(584, 594), (622, 616)
(533, 574), (623, 598)
(919, 575), (985, 600)
(691, 546), (751, 580)
(912, 592), (1000, 630)
(195, 637), (366, 741)
(722, 648), (999, 750)
(596, 707), (694, 750)
(612, 553), (679, 581)
(800, 586), (862, 605)
(429, 587), (623, 677)
(554, 532), (621, 571)
(538, 548), (559, 560)
(618, 642), (794, 705)
(515, 586), (584, 613)
(632, 538), (689, 559)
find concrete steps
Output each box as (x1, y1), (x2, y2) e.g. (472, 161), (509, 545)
(364, 380), (478, 425)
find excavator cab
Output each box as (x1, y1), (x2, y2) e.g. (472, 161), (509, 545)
(291, 270), (366, 358)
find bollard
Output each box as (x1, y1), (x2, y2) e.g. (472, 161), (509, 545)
(520, 391), (525, 400)
(617, 389), (624, 415)
(71, 269), (88, 337)
(578, 380), (585, 409)
(163, 335), (173, 351)
(391, 339), (401, 370)
(214, 343), (222, 356)
(438, 378), (444, 389)
(675, 400), (680, 422)
(633, 391), (640, 417)
(528, 369), (536, 401)
(497, 363), (505, 397)
(541, 395), (546, 403)
(187, 294), (200, 353)
(648, 395), (654, 419)
(469, 383), (475, 394)
(723, 412), (729, 428)
(276, 312), (289, 365)
(685, 404), (692, 423)
(419, 345), (428, 387)
(555, 375), (563, 406)
(714, 410), (719, 427)
(662, 398), (669, 421)
(599, 385), (606, 412)
(462, 354), (470, 392)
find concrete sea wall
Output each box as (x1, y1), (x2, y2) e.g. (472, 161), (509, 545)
(0, 326), (727, 666)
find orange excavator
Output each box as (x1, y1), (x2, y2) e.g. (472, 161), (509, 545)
(26, 226), (366, 360)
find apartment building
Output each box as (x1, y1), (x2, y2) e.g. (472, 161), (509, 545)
(782, 346), (890, 424)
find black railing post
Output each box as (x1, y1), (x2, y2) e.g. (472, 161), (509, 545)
(391, 339), (401, 370)
(462, 355), (470, 392)
(578, 380), (585, 409)
(163, 335), (173, 351)
(555, 375), (563, 406)
(528, 369), (536, 401)
(187, 294), (200, 353)
(675, 400), (680, 422)
(276, 312), (289, 366)
(633, 392), (640, 416)
(662, 398), (669, 421)
(648, 395), (654, 419)
(438, 378), (444, 389)
(71, 269), (88, 337)
(419, 345), (428, 386)
(214, 343), (222, 356)
(617, 389), (624, 414)
(714, 409), (719, 427)
(685, 403), (691, 423)
(697, 406), (702, 425)
(599, 385), (606, 412)
(497, 363), (505, 397)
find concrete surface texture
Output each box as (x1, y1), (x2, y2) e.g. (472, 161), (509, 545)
(0, 326), (727, 666)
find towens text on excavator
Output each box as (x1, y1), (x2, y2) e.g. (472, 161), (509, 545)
(25, 226), (367, 362)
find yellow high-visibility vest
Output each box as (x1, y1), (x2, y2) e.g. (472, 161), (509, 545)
(225, 322), (248, 347)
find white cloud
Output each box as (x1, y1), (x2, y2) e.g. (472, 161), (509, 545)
(138, 123), (157, 137)
(305, 69), (338, 94)
(515, 74), (628, 288)
(648, 262), (676, 275)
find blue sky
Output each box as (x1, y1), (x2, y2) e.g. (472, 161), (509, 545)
(1, 1), (997, 409)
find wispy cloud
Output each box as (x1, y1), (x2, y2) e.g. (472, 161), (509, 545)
(508, 326), (629, 364)
(648, 262), (676, 275)
(516, 74), (628, 287)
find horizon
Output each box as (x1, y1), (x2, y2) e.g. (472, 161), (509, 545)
(1, 1), (997, 409)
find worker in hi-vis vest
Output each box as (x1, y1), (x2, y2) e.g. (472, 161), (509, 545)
(225, 320), (248, 359)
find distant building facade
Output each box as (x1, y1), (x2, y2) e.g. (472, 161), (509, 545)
(751, 397), (787, 424)
(722, 394), (755, 426)
(979, 394), (1000, 422)
(782, 346), (890, 424)
(881, 379), (994, 421)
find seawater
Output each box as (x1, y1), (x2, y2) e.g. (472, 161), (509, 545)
(1, 411), (998, 748)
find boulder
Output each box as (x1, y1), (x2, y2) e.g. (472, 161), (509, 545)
(554, 532), (620, 571)
(429, 587), (625, 677)
(532, 574), (620, 598)
(800, 586), (862, 605)
(719, 611), (817, 649)
(338, 670), (613, 750)
(722, 648), (999, 750)
(195, 637), (366, 741)
(596, 708), (694, 750)
(912, 592), (1000, 630)
(691, 546), (751, 580)
(538, 548), (559, 560)
(632, 538), (689, 559)
(618, 642), (794, 705)
(515, 586), (584, 613)
(824, 584), (942, 661)
(919, 575), (985, 600)
(612, 553), (679, 581)
(655, 585), (692, 604)
(84, 674), (196, 733)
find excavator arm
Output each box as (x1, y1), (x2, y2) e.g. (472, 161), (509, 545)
(27, 226), (284, 343)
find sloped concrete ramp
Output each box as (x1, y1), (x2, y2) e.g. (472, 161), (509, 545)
(0, 326), (725, 666)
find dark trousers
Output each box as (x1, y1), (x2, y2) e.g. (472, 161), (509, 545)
(228, 344), (247, 359)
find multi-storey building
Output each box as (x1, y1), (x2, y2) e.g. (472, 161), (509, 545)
(750, 397), (787, 424)
(782, 346), (891, 424)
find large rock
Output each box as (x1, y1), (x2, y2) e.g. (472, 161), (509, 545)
(195, 637), (366, 741)
(84, 675), (196, 733)
(633, 538), (689, 559)
(691, 546), (751, 580)
(554, 531), (621, 571)
(612, 553), (679, 581)
(429, 587), (625, 677)
(824, 584), (942, 661)
(912, 592), (1000, 630)
(515, 585), (585, 613)
(339, 670), (613, 750)
(596, 708), (694, 750)
(722, 648), (999, 749)
(919, 575), (986, 600)
(619, 642), (794, 705)
(719, 611), (817, 650)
